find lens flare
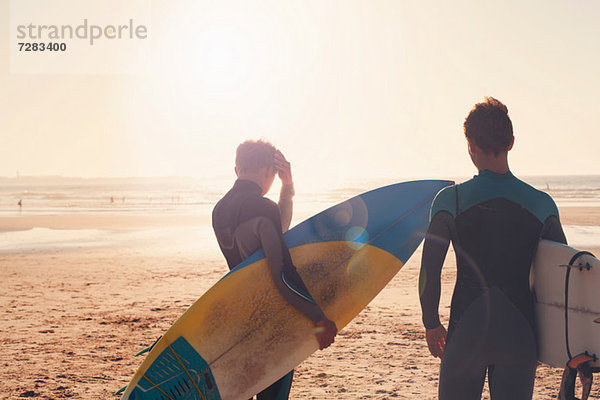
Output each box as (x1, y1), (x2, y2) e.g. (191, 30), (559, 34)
(345, 226), (369, 250)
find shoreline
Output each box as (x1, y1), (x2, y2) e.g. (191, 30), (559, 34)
(0, 213), (211, 231)
(0, 205), (598, 232)
(558, 206), (600, 226)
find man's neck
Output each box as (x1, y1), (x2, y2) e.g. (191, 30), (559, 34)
(477, 154), (510, 174)
(237, 173), (265, 194)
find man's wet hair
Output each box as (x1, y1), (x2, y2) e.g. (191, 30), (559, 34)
(464, 97), (514, 156)
(235, 139), (276, 174)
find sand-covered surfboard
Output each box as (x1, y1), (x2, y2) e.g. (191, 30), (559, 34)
(120, 180), (452, 400)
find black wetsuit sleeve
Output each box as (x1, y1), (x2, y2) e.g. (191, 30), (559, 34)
(254, 216), (324, 323)
(540, 215), (567, 245)
(419, 211), (453, 329)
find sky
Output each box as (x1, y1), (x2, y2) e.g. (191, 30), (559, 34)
(1, 0), (599, 190)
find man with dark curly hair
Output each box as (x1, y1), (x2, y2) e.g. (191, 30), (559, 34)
(419, 98), (567, 399)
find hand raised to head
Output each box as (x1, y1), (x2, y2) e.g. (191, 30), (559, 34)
(274, 150), (293, 185)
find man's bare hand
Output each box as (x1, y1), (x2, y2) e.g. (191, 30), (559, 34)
(314, 317), (337, 350)
(274, 150), (293, 185)
(426, 325), (447, 358)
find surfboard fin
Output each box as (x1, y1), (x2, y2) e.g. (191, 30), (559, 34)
(115, 336), (163, 398)
(135, 335), (162, 357)
(559, 353), (596, 400)
(567, 353), (596, 369)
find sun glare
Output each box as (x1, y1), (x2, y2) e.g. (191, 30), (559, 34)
(194, 23), (253, 92)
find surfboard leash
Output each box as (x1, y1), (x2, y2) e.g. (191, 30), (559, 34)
(562, 250), (595, 361)
(558, 250), (597, 400)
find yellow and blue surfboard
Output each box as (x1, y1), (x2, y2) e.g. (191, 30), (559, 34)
(119, 180), (452, 400)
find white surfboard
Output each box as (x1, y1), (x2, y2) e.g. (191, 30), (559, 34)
(532, 240), (600, 368)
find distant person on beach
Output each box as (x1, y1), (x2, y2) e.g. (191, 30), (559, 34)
(212, 139), (337, 400)
(419, 97), (567, 400)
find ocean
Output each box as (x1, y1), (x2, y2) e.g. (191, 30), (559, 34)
(2, 175), (600, 215)
(0, 175), (599, 252)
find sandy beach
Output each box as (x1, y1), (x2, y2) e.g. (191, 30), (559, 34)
(1, 207), (598, 399)
(4, 0), (599, 397)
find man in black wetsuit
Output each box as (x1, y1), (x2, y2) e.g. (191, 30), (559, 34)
(419, 97), (567, 400)
(212, 139), (338, 400)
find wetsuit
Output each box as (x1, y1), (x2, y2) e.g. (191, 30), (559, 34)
(419, 170), (566, 400)
(212, 179), (324, 400)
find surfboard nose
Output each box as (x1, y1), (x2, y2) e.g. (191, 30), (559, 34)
(287, 179), (453, 262)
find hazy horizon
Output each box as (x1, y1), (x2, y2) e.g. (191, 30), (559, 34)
(3, 171), (600, 180)
(2, 1), (599, 182)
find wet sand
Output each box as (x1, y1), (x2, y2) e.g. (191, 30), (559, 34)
(0, 207), (598, 399)
(0, 214), (210, 231)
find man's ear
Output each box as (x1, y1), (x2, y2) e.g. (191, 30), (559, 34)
(467, 137), (474, 154)
(507, 136), (515, 151)
(234, 166), (239, 176)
